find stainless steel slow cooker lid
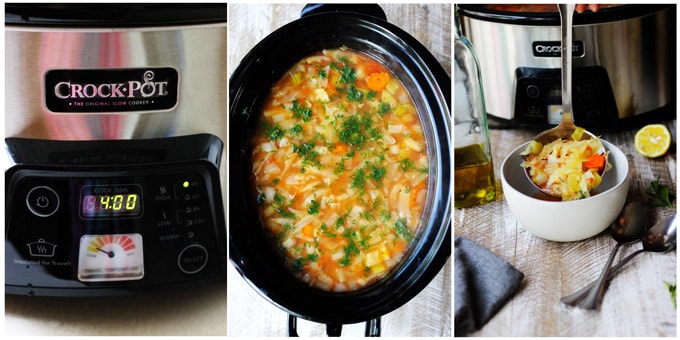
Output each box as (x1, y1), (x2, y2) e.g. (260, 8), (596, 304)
(457, 3), (676, 130)
(457, 4), (673, 26)
(5, 3), (227, 27)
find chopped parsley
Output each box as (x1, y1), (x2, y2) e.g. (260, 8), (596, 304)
(318, 69), (327, 79)
(290, 123), (303, 136)
(351, 168), (366, 192)
(378, 102), (391, 116)
(263, 121), (284, 141)
(291, 99), (312, 122)
(335, 216), (345, 229)
(379, 209), (391, 222)
(270, 191), (296, 218)
(399, 158), (416, 172)
(293, 139), (321, 170)
(369, 164), (386, 182)
(320, 223), (337, 238)
(347, 85), (363, 102)
(333, 62), (356, 84)
(394, 218), (414, 241)
(293, 255), (319, 272)
(362, 116), (382, 140)
(366, 90), (378, 101)
(339, 229), (360, 266)
(307, 199), (320, 215)
(359, 211), (375, 222)
(277, 208), (295, 218)
(338, 115), (367, 150)
(334, 159), (346, 175)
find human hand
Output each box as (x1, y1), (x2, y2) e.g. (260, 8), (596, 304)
(575, 4), (600, 13)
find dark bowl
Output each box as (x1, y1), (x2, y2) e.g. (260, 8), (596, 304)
(229, 6), (451, 325)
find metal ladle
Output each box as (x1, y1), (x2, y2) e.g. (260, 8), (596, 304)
(525, 4), (607, 197)
(561, 213), (677, 307)
(533, 4), (597, 144)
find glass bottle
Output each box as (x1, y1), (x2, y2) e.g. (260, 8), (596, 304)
(454, 8), (496, 208)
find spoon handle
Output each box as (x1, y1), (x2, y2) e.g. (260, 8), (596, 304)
(576, 243), (621, 309)
(561, 249), (644, 306)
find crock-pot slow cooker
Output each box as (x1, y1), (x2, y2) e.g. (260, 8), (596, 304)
(5, 4), (228, 296)
(458, 4), (676, 131)
(229, 4), (451, 336)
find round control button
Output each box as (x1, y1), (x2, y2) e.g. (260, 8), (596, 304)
(177, 244), (208, 274)
(26, 186), (60, 217)
(526, 85), (540, 98)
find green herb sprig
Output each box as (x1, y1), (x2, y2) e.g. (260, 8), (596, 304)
(645, 176), (675, 207)
(665, 281), (676, 309)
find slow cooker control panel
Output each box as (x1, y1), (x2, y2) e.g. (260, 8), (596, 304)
(514, 66), (618, 130)
(5, 163), (226, 295)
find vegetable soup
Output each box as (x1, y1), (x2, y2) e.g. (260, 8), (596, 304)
(520, 137), (608, 201)
(250, 48), (429, 292)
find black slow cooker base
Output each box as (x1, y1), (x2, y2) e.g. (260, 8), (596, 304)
(229, 8), (451, 326)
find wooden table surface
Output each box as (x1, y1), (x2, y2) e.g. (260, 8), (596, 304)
(227, 3), (452, 337)
(455, 121), (677, 336)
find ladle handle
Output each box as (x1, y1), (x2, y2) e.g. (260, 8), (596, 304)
(561, 249), (644, 306)
(558, 3), (575, 124)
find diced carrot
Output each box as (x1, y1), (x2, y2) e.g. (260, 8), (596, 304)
(583, 153), (606, 170)
(303, 224), (314, 237)
(333, 143), (349, 155)
(366, 72), (390, 91)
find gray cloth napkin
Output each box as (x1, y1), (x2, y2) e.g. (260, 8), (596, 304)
(454, 236), (524, 336)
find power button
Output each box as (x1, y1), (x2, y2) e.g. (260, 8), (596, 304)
(26, 186), (60, 217)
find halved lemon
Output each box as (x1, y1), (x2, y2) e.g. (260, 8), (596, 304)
(634, 124), (671, 158)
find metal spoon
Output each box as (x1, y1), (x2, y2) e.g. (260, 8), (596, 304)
(525, 4), (606, 197)
(561, 213), (677, 307)
(562, 202), (647, 309)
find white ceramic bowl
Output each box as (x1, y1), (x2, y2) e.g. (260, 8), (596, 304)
(501, 140), (630, 242)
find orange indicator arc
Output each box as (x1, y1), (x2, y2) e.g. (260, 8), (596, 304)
(86, 234), (136, 254)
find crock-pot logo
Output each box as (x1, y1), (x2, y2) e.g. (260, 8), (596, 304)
(532, 41), (585, 58)
(45, 68), (179, 113)
(54, 71), (169, 100)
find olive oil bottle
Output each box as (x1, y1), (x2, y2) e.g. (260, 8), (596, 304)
(454, 7), (496, 208)
(454, 144), (496, 208)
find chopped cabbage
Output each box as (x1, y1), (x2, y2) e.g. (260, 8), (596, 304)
(520, 138), (609, 201)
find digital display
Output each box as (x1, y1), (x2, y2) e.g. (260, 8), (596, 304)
(80, 184), (143, 218)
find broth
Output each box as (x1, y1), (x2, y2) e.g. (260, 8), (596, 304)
(250, 48), (428, 292)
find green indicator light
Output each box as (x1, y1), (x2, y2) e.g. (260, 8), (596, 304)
(182, 181), (190, 189)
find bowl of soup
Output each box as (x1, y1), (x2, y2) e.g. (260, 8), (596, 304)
(229, 5), (450, 326)
(501, 140), (630, 242)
